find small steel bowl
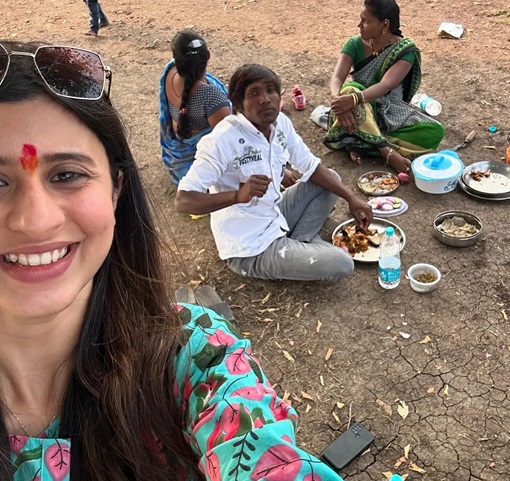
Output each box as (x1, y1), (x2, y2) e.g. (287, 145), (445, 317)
(433, 211), (482, 247)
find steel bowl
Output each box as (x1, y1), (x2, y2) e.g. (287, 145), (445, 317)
(461, 161), (510, 199)
(433, 211), (482, 247)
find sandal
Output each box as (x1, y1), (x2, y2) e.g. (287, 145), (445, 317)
(291, 85), (306, 111)
(195, 285), (235, 321)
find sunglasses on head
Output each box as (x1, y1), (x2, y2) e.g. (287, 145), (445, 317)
(0, 44), (112, 100)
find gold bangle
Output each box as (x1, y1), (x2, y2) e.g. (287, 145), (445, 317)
(351, 93), (358, 107)
(360, 91), (366, 103)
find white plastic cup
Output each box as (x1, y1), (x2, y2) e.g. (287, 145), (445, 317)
(411, 93), (442, 117)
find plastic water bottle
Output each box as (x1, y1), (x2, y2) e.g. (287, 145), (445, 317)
(410, 93), (442, 116)
(378, 227), (401, 289)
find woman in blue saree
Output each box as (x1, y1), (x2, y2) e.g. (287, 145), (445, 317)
(160, 30), (231, 184)
(324, 0), (445, 173)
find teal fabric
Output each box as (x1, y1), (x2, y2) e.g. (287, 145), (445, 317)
(9, 304), (343, 481)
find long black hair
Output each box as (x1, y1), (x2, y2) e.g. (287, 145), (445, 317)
(0, 41), (197, 480)
(171, 30), (209, 138)
(365, 0), (403, 37)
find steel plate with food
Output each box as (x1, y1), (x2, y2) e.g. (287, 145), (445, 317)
(461, 161), (510, 198)
(332, 218), (406, 263)
(357, 171), (399, 196)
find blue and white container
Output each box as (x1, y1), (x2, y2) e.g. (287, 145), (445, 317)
(411, 150), (464, 194)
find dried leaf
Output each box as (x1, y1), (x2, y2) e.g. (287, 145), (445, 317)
(292, 394), (302, 403)
(336, 401), (345, 409)
(382, 472), (393, 479)
(332, 411), (340, 423)
(233, 283), (246, 292)
(399, 332), (411, 339)
(282, 390), (290, 401)
(409, 462), (427, 474)
(402, 475), (409, 480)
(301, 391), (314, 401)
(427, 387), (435, 394)
(502, 309), (508, 321)
(316, 319), (323, 333)
(419, 335), (432, 344)
(305, 404), (312, 413)
(260, 292), (271, 304)
(442, 385), (450, 397)
(320, 375), (324, 386)
(376, 399), (393, 416)
(397, 400), (409, 420)
(275, 341), (283, 349)
(361, 448), (371, 456)
(289, 340), (295, 346)
(394, 456), (406, 468)
(295, 306), (304, 318)
(325, 348), (334, 361)
(404, 444), (410, 459)
(282, 350), (295, 363)
(197, 248), (205, 255)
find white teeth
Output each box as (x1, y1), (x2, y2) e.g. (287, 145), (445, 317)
(40, 252), (52, 265)
(28, 254), (41, 266)
(4, 247), (69, 266)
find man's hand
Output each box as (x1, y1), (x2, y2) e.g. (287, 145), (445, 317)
(238, 174), (272, 203)
(281, 169), (299, 188)
(348, 197), (373, 231)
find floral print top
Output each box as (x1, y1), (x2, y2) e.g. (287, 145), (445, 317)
(9, 303), (344, 481)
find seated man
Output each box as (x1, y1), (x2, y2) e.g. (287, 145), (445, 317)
(175, 64), (373, 281)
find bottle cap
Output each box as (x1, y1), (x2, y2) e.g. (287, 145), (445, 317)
(389, 475), (404, 481)
(385, 226), (395, 236)
(488, 125), (497, 133)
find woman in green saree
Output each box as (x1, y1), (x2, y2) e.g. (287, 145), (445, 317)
(324, 0), (445, 173)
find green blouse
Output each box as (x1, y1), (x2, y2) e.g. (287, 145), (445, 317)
(341, 35), (415, 65)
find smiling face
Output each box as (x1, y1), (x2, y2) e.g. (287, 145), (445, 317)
(358, 7), (387, 40)
(239, 80), (280, 137)
(0, 98), (120, 321)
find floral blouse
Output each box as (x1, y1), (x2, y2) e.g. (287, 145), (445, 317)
(9, 303), (343, 481)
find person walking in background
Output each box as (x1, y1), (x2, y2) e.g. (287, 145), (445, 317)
(84, 0), (109, 36)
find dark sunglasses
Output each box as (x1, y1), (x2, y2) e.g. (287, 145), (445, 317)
(0, 44), (112, 100)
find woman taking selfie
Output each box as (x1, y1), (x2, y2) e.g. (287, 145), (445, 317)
(0, 41), (345, 480)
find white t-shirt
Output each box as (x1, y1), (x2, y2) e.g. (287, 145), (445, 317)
(178, 113), (321, 259)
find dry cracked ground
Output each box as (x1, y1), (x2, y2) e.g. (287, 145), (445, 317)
(2, 0), (510, 479)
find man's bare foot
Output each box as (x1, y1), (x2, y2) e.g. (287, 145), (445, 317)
(349, 151), (363, 165)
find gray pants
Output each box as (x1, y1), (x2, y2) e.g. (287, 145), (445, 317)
(226, 170), (354, 281)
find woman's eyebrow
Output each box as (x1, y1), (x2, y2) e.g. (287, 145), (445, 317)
(0, 152), (97, 166)
(42, 152), (97, 166)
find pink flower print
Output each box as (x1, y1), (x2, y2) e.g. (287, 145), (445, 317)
(205, 452), (221, 481)
(281, 434), (293, 444)
(207, 328), (237, 347)
(9, 434), (28, 455)
(251, 444), (303, 481)
(44, 440), (71, 481)
(269, 395), (293, 422)
(206, 420), (224, 452)
(225, 348), (252, 375)
(304, 474), (323, 481)
(232, 382), (267, 401)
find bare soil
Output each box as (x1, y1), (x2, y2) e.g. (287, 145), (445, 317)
(3, 0), (510, 479)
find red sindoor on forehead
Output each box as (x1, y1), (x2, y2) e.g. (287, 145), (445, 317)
(19, 144), (38, 174)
